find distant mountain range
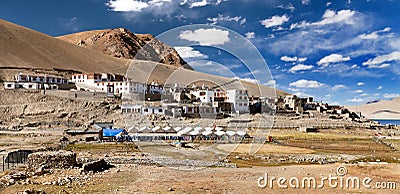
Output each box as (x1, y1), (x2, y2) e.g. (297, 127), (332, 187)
(348, 97), (400, 120)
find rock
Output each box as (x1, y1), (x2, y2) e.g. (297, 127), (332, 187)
(27, 151), (77, 170)
(82, 159), (113, 172)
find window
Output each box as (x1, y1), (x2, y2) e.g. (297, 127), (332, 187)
(28, 85), (32, 88)
(239, 103), (242, 106)
(244, 103), (247, 106)
(200, 92), (206, 96)
(7, 84), (12, 88)
(239, 96), (242, 100)
(159, 109), (163, 112)
(144, 109), (148, 112)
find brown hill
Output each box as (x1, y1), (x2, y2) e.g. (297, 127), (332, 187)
(348, 97), (400, 119)
(0, 19), (130, 77)
(57, 28), (191, 69)
(0, 19), (286, 97)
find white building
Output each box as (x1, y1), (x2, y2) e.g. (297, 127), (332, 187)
(226, 89), (249, 113)
(3, 73), (68, 90)
(14, 73), (69, 84)
(121, 104), (164, 115)
(190, 90), (215, 103)
(71, 73), (162, 95)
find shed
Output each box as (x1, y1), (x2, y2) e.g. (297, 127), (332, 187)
(102, 128), (126, 140)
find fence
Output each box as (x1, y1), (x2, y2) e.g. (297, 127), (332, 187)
(1, 150), (31, 172)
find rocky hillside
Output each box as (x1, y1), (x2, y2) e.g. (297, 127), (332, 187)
(57, 28), (191, 69)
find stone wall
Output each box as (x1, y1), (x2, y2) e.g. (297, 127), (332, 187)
(27, 150), (77, 170)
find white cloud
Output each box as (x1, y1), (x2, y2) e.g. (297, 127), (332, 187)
(357, 82), (365, 86)
(354, 89), (363, 93)
(179, 28), (229, 46)
(276, 3), (295, 12)
(359, 32), (379, 40)
(317, 54), (350, 65)
(106, 0), (150, 12)
(383, 93), (400, 99)
(207, 14), (242, 25)
(288, 64), (313, 73)
(347, 98), (364, 103)
(180, 0), (187, 5)
(270, 9), (368, 56)
(363, 51), (400, 68)
(280, 56), (307, 63)
(381, 27), (391, 32)
(174, 46), (208, 59)
(319, 9), (355, 25)
(332, 84), (347, 91)
(297, 57), (307, 62)
(245, 32), (255, 39)
(261, 15), (289, 28)
(240, 18), (246, 26)
(290, 9), (357, 29)
(189, 0), (208, 8)
(326, 2), (331, 6)
(302, 0), (311, 5)
(359, 27), (391, 40)
(105, 0), (184, 18)
(377, 85), (383, 90)
(280, 56), (297, 62)
(289, 79), (325, 89)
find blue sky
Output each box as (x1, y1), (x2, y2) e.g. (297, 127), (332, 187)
(1, 0), (400, 105)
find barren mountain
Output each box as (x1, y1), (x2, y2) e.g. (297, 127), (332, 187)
(0, 19), (130, 78)
(57, 28), (191, 69)
(0, 19), (286, 97)
(348, 97), (400, 119)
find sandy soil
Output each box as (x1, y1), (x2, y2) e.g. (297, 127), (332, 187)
(3, 163), (399, 194)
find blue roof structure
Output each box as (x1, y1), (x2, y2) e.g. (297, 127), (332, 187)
(103, 128), (125, 137)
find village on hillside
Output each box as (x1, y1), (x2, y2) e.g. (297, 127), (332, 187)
(3, 72), (388, 143)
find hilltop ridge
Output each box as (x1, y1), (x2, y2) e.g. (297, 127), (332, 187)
(57, 28), (191, 69)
